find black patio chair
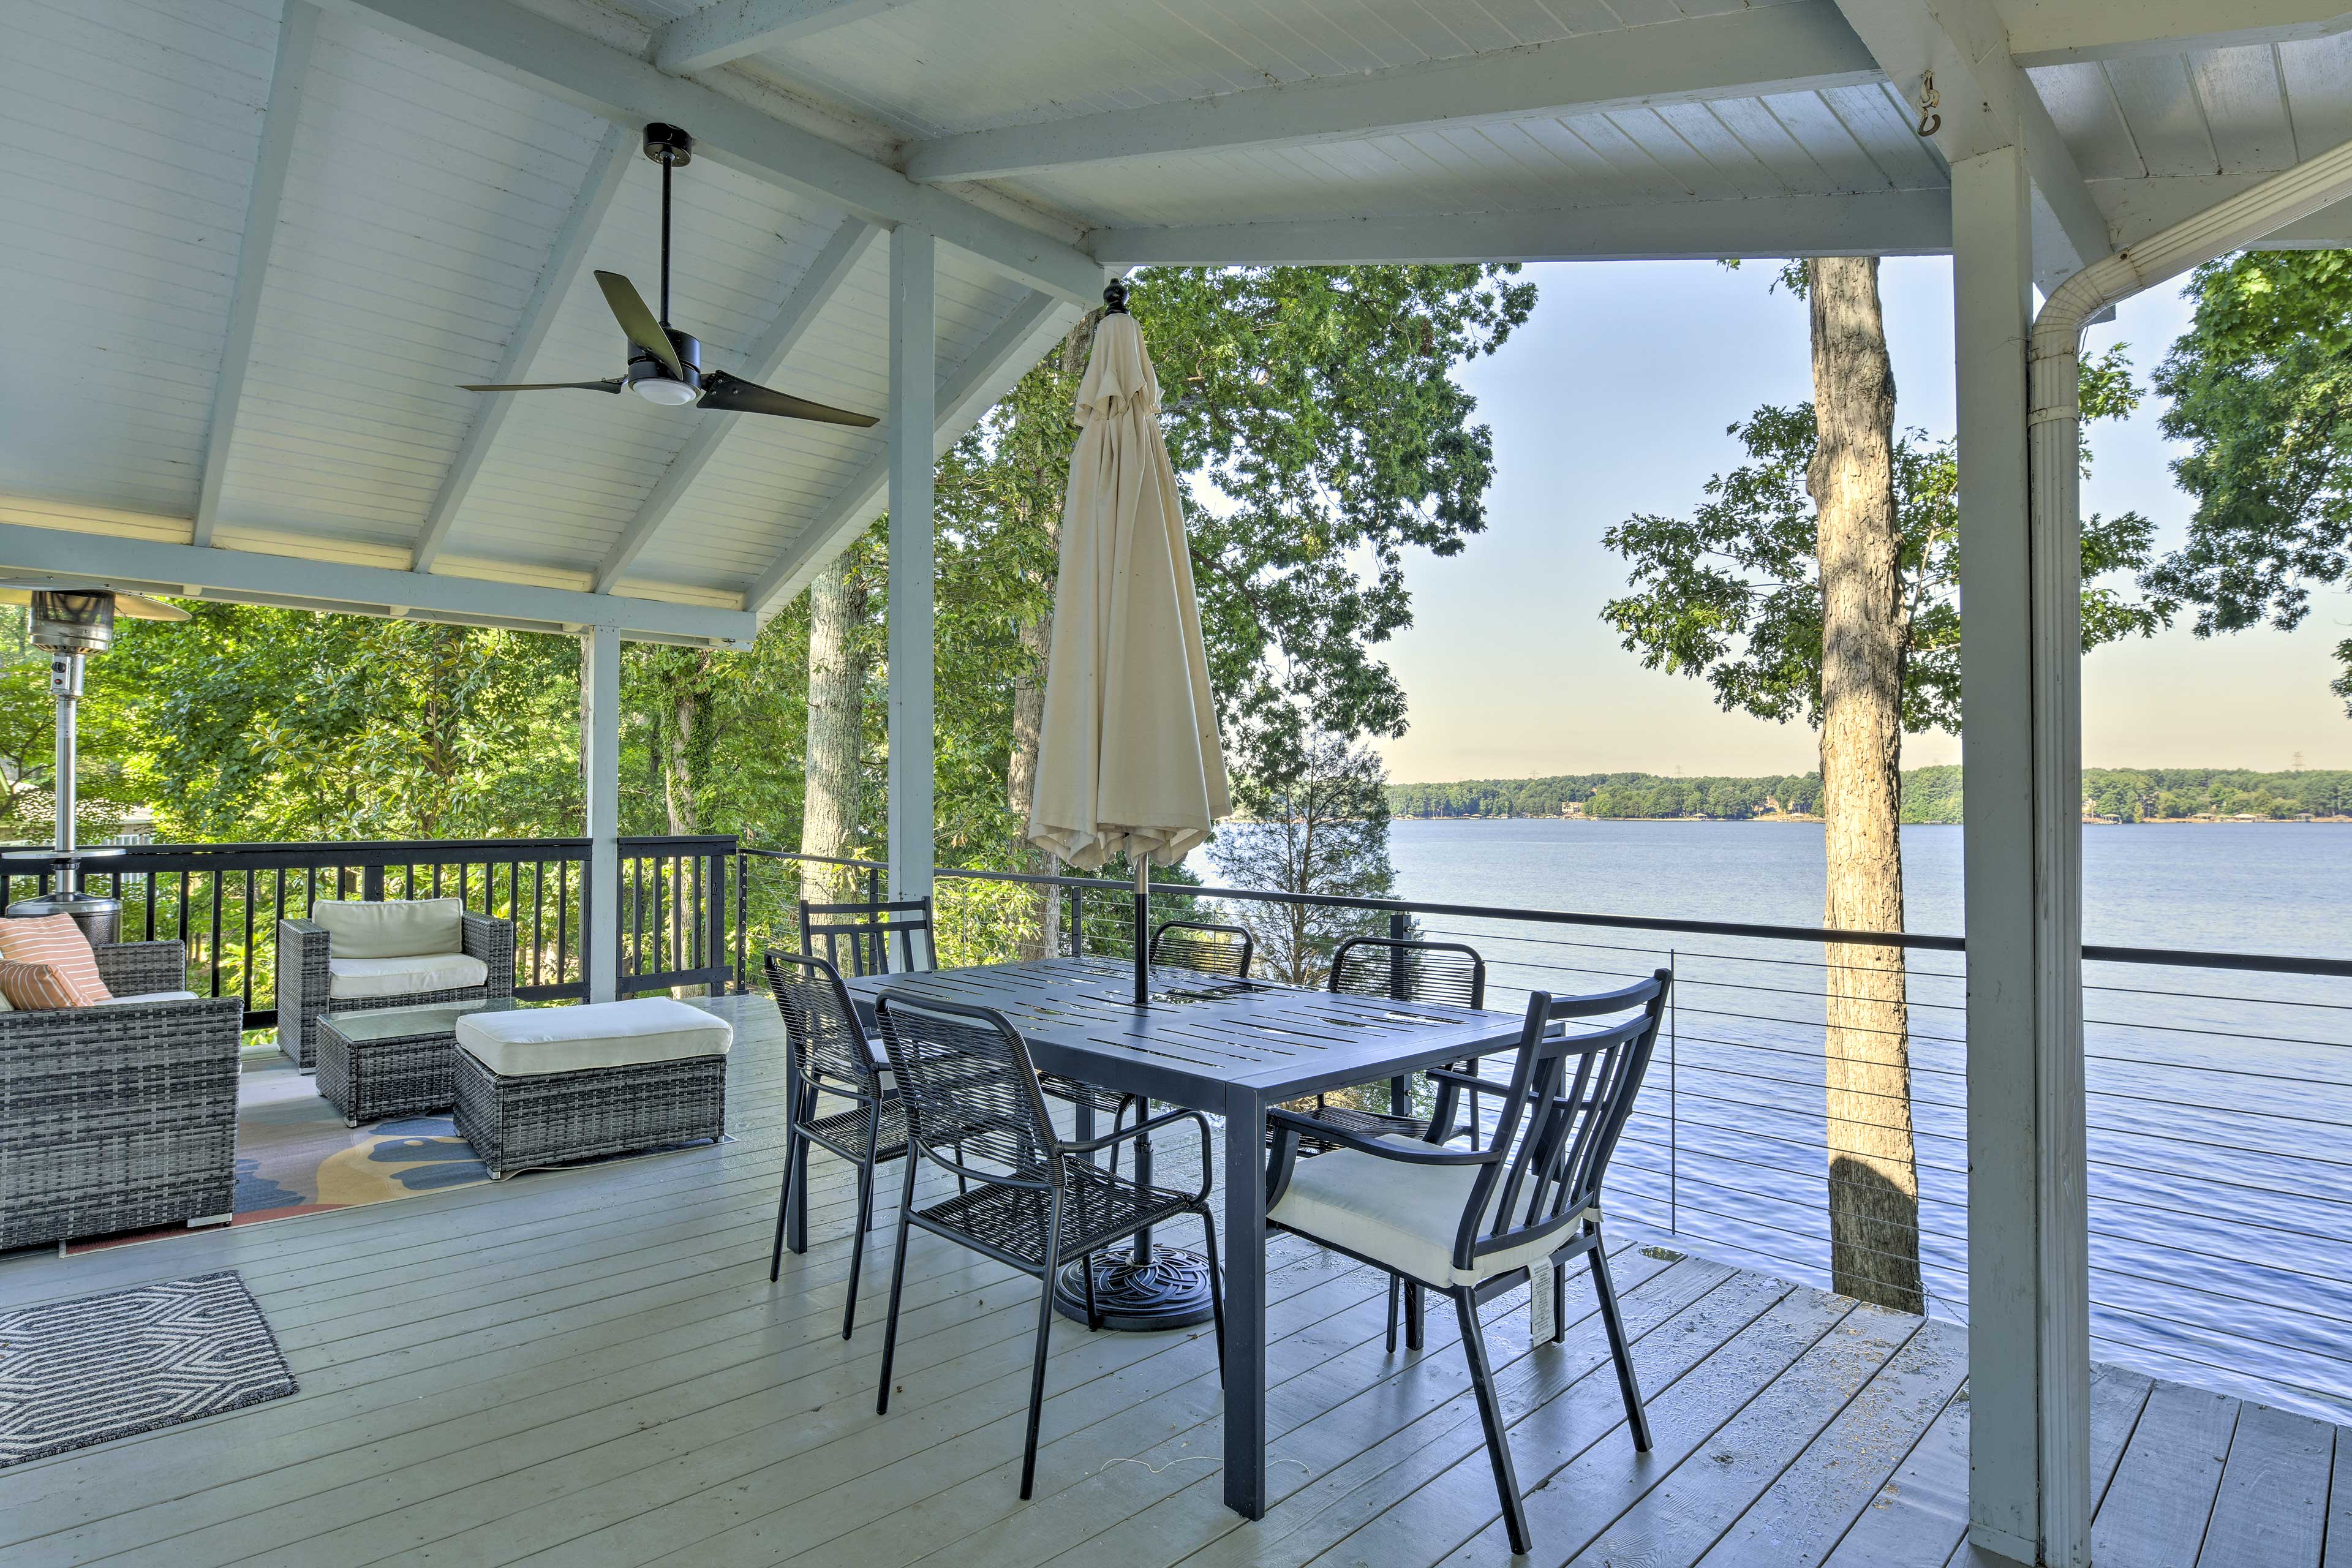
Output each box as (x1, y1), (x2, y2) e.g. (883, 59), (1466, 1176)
(765, 949), (905, 1340)
(1263, 969), (1671, 1556)
(1148, 919), (1253, 979)
(800, 894), (938, 978)
(873, 991), (1225, 1499)
(1292, 936), (1491, 1350)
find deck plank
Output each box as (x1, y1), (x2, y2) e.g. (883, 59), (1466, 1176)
(1823, 1360), (2153, 1568)
(2196, 1400), (2333, 1568)
(1693, 1317), (1971, 1567)
(1546, 1301), (1921, 1567)
(1423, 1276), (1859, 1568)
(2089, 1380), (2243, 1568)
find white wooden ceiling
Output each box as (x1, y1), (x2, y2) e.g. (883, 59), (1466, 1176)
(4, 0), (2350, 640)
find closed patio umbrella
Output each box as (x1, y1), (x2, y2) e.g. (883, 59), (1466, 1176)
(1028, 278), (1229, 1008)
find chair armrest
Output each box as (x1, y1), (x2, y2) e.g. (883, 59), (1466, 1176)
(1063, 1107), (1215, 1205)
(462, 911), (516, 996)
(94, 940), (189, 997)
(1265, 1106), (1494, 1166)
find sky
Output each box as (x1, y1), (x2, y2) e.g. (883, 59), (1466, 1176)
(1373, 258), (2352, 785)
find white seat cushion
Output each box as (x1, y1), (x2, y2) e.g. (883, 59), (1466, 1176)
(327, 952), (489, 1000)
(89, 990), (200, 1006)
(1270, 1134), (1589, 1288)
(312, 897), (464, 959)
(456, 998), (733, 1078)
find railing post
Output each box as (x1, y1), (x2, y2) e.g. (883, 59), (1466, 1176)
(1068, 886), (1083, 957)
(734, 849), (748, 992)
(361, 863), (383, 901)
(1387, 910), (1409, 1115)
(709, 845), (730, 995)
(1668, 947), (1679, 1236)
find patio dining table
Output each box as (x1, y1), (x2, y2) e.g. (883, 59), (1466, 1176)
(842, 954), (1523, 1519)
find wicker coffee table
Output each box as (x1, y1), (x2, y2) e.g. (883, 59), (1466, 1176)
(316, 998), (522, 1128)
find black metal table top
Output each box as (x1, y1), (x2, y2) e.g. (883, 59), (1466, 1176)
(846, 955), (1520, 1106)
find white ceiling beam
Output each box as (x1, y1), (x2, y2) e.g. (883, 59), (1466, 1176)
(193, 0), (318, 549)
(1832, 0), (2111, 279)
(655, 0), (923, 75)
(594, 217), (880, 592)
(747, 290), (1073, 610)
(414, 122), (634, 576)
(1086, 189), (1953, 268)
(312, 0), (1101, 301)
(905, 1), (1882, 185)
(2006, 1), (2352, 67)
(0, 526), (755, 643)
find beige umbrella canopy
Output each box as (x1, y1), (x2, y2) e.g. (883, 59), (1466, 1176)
(1027, 283), (1229, 1004)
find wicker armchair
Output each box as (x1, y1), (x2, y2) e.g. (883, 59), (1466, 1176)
(0, 941), (246, 1251)
(277, 908), (514, 1069)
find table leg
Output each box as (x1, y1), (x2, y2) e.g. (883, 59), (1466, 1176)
(788, 1080), (811, 1254)
(1223, 1084), (1268, 1519)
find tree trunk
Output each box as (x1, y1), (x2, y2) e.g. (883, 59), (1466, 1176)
(1806, 256), (1924, 1314)
(802, 554), (870, 907)
(663, 676), (702, 835)
(1008, 611), (1058, 958)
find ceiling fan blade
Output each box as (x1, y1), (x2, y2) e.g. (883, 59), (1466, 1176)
(594, 271), (685, 379)
(461, 380), (627, 393)
(697, 370), (879, 427)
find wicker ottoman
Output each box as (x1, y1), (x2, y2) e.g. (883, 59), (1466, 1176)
(452, 999), (731, 1180)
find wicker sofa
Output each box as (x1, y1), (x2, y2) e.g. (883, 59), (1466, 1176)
(0, 940), (245, 1251)
(277, 902), (515, 1070)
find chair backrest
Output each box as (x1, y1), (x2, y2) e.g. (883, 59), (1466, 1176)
(763, 948), (879, 1097)
(1450, 970), (1670, 1276)
(873, 993), (1060, 1188)
(1150, 920), (1253, 979)
(1329, 936), (1485, 1009)
(801, 895), (938, 978)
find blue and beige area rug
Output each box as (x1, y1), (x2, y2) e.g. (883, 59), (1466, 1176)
(0, 1271), (296, 1468)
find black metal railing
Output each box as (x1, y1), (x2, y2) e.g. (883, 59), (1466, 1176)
(731, 844), (2352, 1427)
(3, 834), (737, 1026)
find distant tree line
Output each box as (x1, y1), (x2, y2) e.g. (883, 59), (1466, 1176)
(1391, 766), (2352, 824)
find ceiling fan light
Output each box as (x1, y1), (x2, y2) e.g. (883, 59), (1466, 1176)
(631, 375), (698, 407)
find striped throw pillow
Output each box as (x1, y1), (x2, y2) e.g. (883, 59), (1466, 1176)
(0, 958), (92, 1011)
(0, 914), (110, 1004)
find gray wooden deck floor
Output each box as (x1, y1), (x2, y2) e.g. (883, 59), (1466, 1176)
(0, 993), (2341, 1568)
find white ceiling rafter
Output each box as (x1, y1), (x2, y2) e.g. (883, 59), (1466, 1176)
(193, 0), (320, 549)
(655, 0), (925, 75)
(904, 2), (1884, 186)
(309, 0), (1101, 301)
(1087, 190), (1954, 268)
(2004, 0), (2352, 67)
(593, 217), (881, 593)
(0, 523), (753, 643)
(1833, 0), (2112, 280)
(413, 122), (636, 577)
(748, 290), (1072, 610)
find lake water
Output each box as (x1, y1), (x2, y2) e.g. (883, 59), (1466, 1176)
(1193, 817), (2352, 1419)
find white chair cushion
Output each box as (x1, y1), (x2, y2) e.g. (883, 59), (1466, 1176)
(1270, 1134), (1590, 1288)
(89, 990), (200, 1006)
(312, 897), (464, 960)
(327, 952), (489, 1000)
(456, 998), (733, 1078)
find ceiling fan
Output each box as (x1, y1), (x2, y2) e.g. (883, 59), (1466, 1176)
(464, 124), (878, 428)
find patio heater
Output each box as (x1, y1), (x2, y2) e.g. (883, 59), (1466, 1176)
(0, 586), (188, 943)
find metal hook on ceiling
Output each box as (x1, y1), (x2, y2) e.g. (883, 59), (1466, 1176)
(1915, 71), (1942, 138)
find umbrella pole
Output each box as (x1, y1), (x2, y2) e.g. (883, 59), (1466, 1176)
(1133, 851), (1150, 1007)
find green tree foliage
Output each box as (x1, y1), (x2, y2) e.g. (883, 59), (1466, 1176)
(1390, 764), (2352, 824)
(1209, 734), (1397, 987)
(2144, 252), (2352, 709)
(1597, 353), (2164, 737)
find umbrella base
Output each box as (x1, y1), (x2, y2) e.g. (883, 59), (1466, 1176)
(1053, 1245), (1216, 1331)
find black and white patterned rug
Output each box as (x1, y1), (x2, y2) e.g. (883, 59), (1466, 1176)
(0, 1270), (296, 1468)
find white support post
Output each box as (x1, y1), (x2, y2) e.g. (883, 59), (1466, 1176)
(886, 226), (936, 905)
(581, 624), (623, 1003)
(1952, 144), (2090, 1568)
